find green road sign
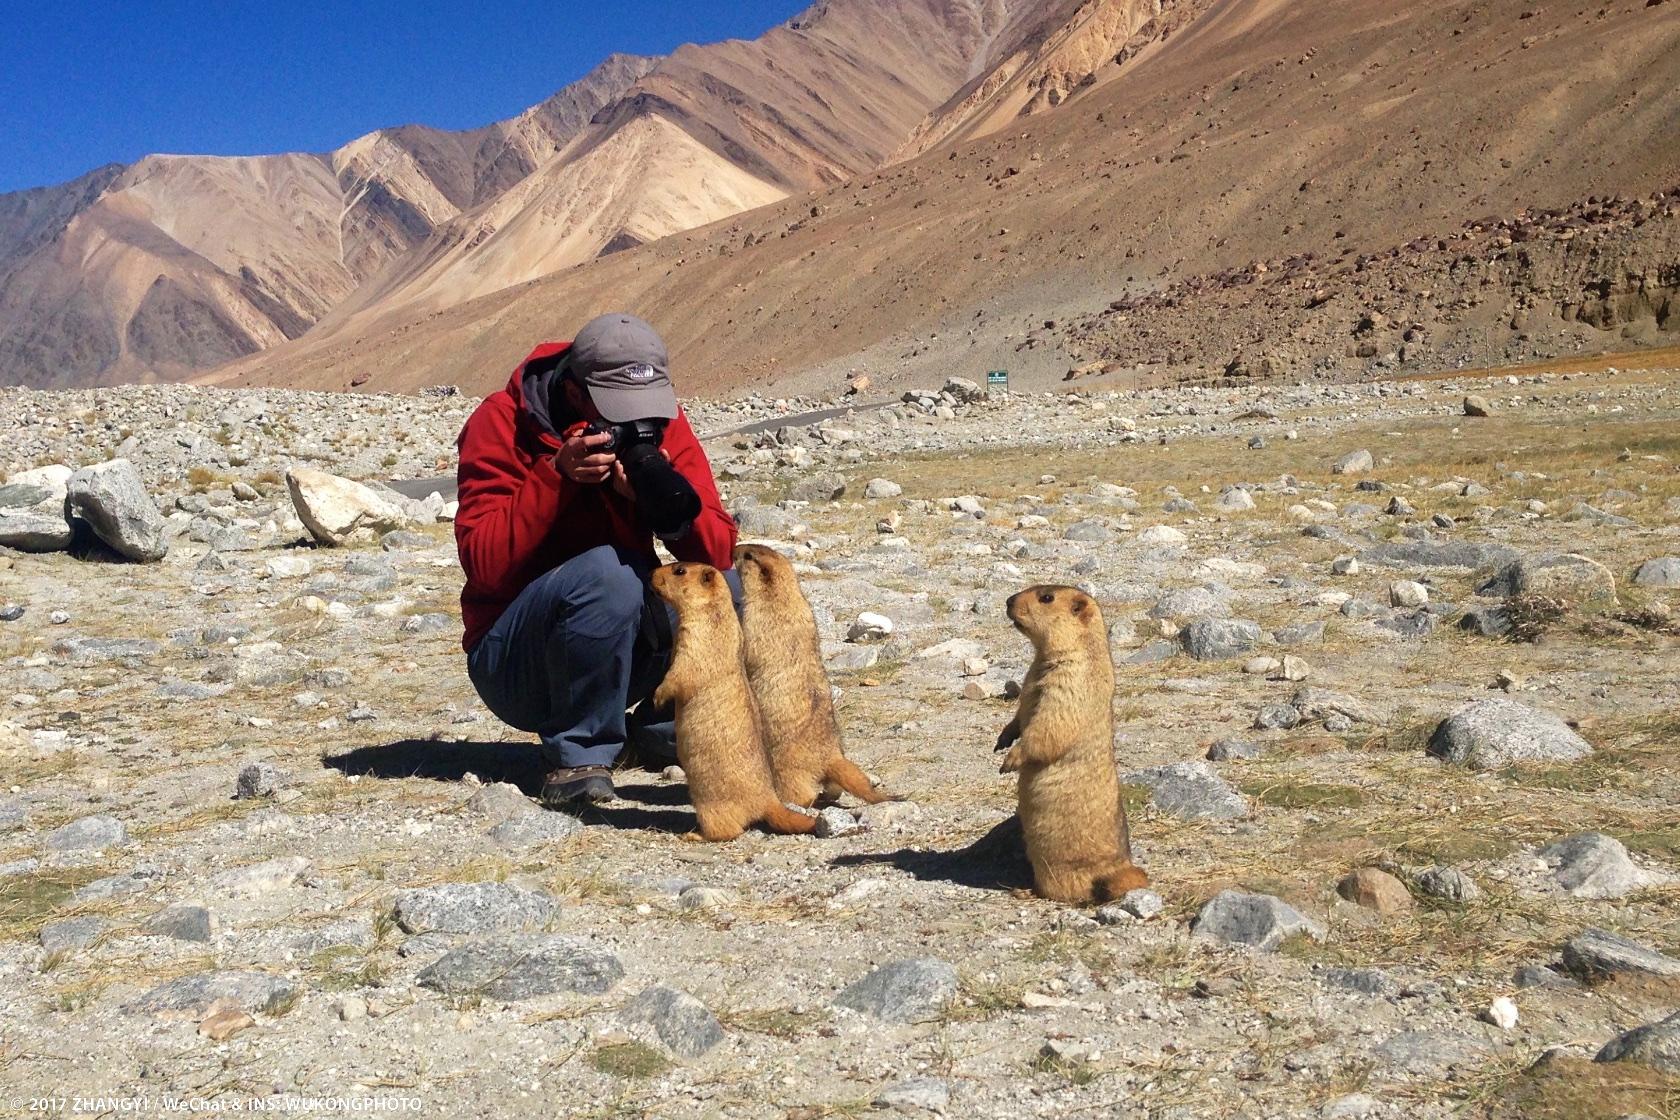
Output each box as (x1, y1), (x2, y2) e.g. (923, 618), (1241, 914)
(986, 369), (1009, 393)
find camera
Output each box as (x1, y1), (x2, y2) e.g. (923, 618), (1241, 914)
(584, 418), (701, 537)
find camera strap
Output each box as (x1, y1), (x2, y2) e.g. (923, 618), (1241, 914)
(640, 579), (674, 655)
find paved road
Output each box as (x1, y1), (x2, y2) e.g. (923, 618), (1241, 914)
(386, 401), (885, 501)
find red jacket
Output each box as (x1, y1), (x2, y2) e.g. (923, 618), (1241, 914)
(454, 342), (737, 650)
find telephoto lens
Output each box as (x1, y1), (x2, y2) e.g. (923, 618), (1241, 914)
(619, 440), (700, 536)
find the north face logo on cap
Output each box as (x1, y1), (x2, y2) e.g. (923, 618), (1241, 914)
(624, 363), (657, 382)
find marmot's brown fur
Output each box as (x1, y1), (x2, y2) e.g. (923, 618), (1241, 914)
(995, 584), (1147, 903)
(650, 562), (816, 841)
(734, 544), (901, 807)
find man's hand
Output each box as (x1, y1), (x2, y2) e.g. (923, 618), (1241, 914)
(555, 430), (615, 484)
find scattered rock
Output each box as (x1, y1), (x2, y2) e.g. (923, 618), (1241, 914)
(1427, 700), (1593, 769)
(66, 459), (168, 561)
(1192, 890), (1324, 950)
(40, 915), (110, 954)
(417, 935), (624, 999)
(129, 970), (297, 1015)
(618, 985), (725, 1059)
(833, 958), (958, 1023)
(1594, 1010), (1680, 1074)
(208, 856), (309, 897)
(1180, 618), (1261, 660)
(1464, 395), (1492, 417)
(874, 1078), (950, 1114)
(1539, 833), (1662, 899)
(1126, 761), (1248, 819)
(1336, 868), (1413, 913)
(286, 467), (409, 546)
(144, 904), (217, 943)
(1332, 449), (1374, 475)
(1482, 997), (1519, 1030)
(1479, 552), (1617, 604)
(1632, 556), (1680, 588)
(1560, 928), (1680, 981)
(392, 882), (558, 935)
(1207, 738), (1262, 761)
(790, 473), (847, 503)
(235, 762), (284, 800)
(1389, 580), (1429, 608)
(43, 814), (127, 852)
(1414, 866), (1480, 903)
(815, 806), (864, 838)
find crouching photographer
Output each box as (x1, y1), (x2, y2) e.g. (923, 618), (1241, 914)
(454, 313), (739, 807)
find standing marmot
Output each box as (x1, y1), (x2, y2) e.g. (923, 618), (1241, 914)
(734, 544), (901, 806)
(995, 584), (1147, 903)
(650, 562), (817, 841)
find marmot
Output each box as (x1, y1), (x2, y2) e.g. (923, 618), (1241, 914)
(734, 544), (901, 807)
(650, 561), (817, 841)
(995, 584), (1147, 904)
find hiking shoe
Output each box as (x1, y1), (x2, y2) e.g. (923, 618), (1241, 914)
(541, 766), (616, 808)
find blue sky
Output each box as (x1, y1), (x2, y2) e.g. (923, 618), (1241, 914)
(0, 0), (809, 194)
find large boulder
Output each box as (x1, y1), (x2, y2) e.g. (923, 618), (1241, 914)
(1632, 557), (1680, 588)
(1126, 761), (1248, 819)
(833, 958), (958, 1023)
(1192, 890), (1323, 950)
(0, 465), (73, 551)
(1595, 1011), (1680, 1074)
(63, 460), (167, 561)
(1478, 553), (1617, 604)
(1427, 700), (1592, 770)
(286, 467), (409, 546)
(1539, 833), (1667, 899)
(1332, 450), (1374, 475)
(1180, 618), (1261, 660)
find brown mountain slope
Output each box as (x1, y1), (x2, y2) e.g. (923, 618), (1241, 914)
(320, 0), (1043, 327)
(0, 53), (657, 389)
(213, 0), (1680, 398)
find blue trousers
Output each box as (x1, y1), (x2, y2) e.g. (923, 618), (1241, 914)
(466, 545), (741, 770)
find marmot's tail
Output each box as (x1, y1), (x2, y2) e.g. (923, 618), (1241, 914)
(826, 757), (904, 804)
(761, 803), (819, 835)
(1093, 861), (1150, 902)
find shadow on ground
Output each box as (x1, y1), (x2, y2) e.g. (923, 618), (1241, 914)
(830, 815), (1033, 892)
(323, 740), (698, 832)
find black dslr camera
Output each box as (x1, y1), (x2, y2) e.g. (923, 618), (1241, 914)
(583, 418), (701, 537)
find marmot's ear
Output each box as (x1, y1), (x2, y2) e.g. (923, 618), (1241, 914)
(700, 568), (716, 584)
(1071, 594), (1090, 616)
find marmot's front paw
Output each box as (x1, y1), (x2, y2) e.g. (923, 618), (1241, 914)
(994, 726), (1020, 752)
(999, 746), (1023, 774)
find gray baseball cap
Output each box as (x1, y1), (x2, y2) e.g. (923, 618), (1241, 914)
(566, 312), (678, 423)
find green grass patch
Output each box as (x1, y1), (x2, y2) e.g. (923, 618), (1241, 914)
(0, 866), (102, 940)
(1239, 780), (1366, 810)
(591, 1041), (671, 1080)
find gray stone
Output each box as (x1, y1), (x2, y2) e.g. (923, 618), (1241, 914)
(1560, 928), (1680, 981)
(874, 1078), (950, 1114)
(0, 496), (73, 552)
(128, 970), (297, 1015)
(157, 680), (228, 701)
(286, 467), (409, 547)
(1632, 557), (1680, 588)
(392, 882), (558, 935)
(416, 935), (624, 999)
(1273, 620), (1326, 646)
(1119, 888), (1164, 919)
(1215, 487), (1256, 512)
(618, 985), (725, 1058)
(1207, 738), (1262, 761)
(734, 504), (797, 536)
(0, 603), (24, 621)
(1180, 618), (1261, 660)
(40, 915), (110, 954)
(464, 782), (533, 820)
(1332, 450), (1374, 475)
(1127, 761), (1248, 819)
(1291, 687), (1381, 726)
(827, 646), (880, 671)
(815, 806), (864, 838)
(53, 636), (160, 663)
(71, 868), (161, 902)
(1361, 540), (1519, 569)
(1595, 1011), (1680, 1074)
(1148, 586), (1229, 621)
(1123, 639), (1180, 665)
(401, 612), (454, 634)
(0, 800), (27, 831)
(1539, 832), (1656, 899)
(1414, 866), (1480, 903)
(1253, 704), (1301, 731)
(1428, 700), (1593, 770)
(864, 478), (903, 500)
(833, 958), (958, 1023)
(1479, 552), (1617, 604)
(1063, 520), (1110, 543)
(1374, 1030), (1490, 1078)
(488, 813), (582, 846)
(66, 459), (167, 561)
(208, 856), (309, 897)
(1192, 890), (1323, 950)
(144, 904), (217, 942)
(1457, 606), (1512, 638)
(1375, 608), (1436, 640)
(236, 762), (284, 800)
(381, 530), (435, 552)
(1318, 967), (1395, 997)
(790, 473), (847, 503)
(43, 814), (127, 852)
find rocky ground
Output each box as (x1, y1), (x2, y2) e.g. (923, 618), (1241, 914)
(2, 362), (1679, 1119)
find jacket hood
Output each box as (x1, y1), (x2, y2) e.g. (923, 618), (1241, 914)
(505, 341), (572, 445)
